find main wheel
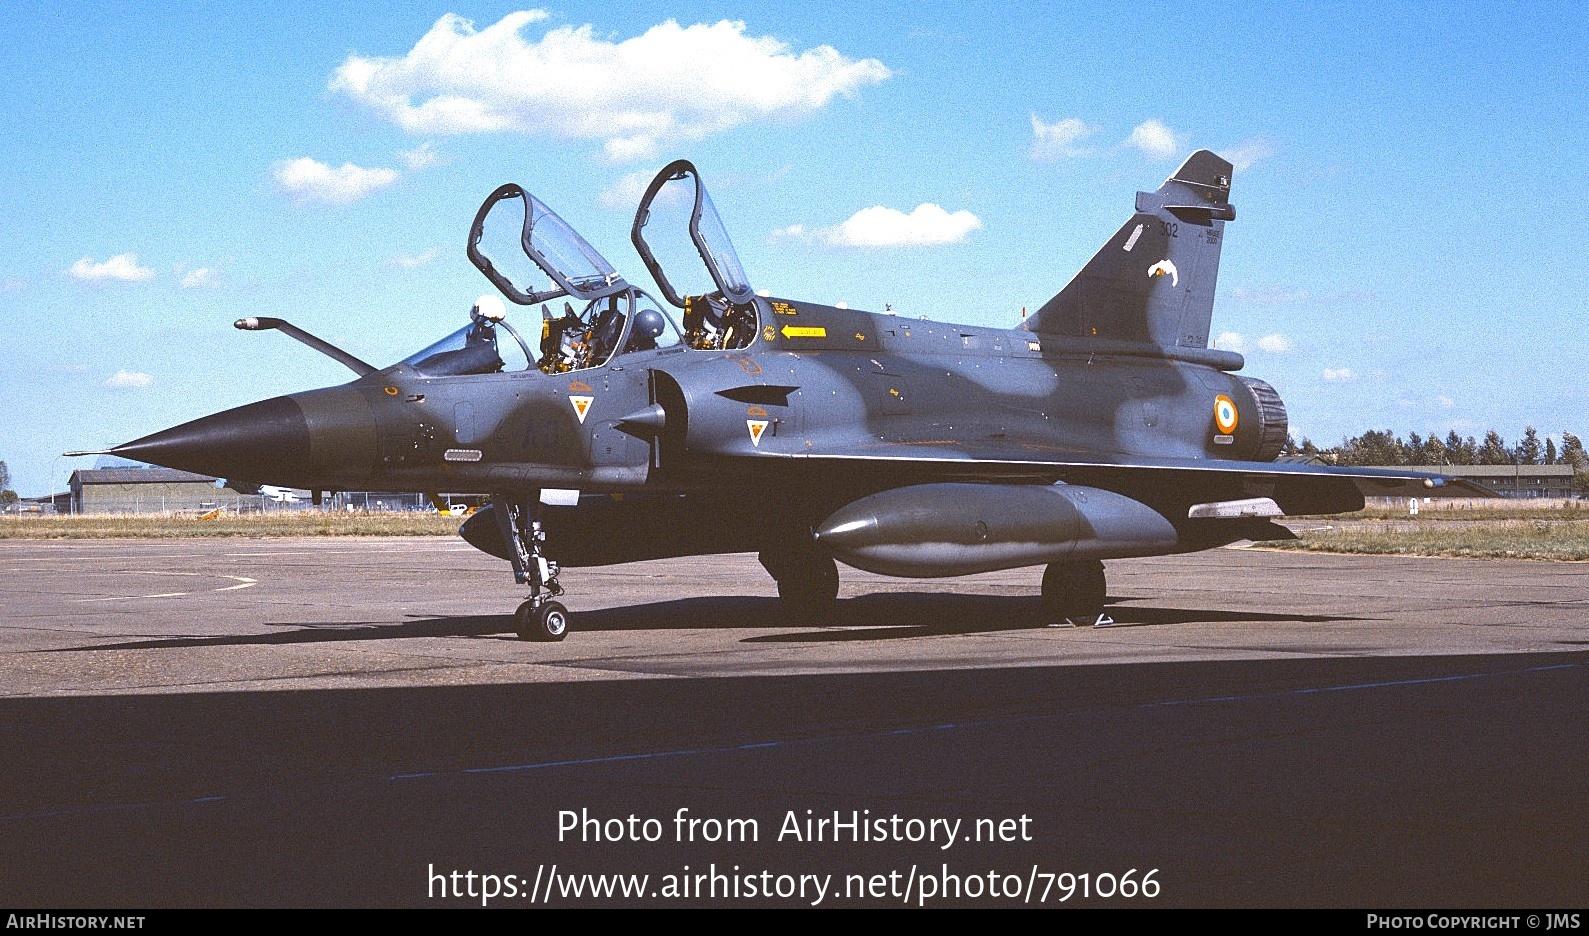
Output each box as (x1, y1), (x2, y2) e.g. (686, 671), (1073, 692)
(516, 599), (570, 642)
(1041, 560), (1107, 623)
(776, 556), (840, 622)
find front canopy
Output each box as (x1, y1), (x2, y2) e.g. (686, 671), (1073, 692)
(468, 184), (628, 305)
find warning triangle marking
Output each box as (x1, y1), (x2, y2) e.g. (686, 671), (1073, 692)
(570, 395), (594, 424)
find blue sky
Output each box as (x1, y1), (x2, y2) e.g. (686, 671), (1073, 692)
(3, 1), (1586, 495)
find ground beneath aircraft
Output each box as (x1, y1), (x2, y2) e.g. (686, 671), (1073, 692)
(2, 539), (1585, 906)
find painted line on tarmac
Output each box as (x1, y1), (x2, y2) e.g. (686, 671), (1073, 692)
(73, 572), (257, 602)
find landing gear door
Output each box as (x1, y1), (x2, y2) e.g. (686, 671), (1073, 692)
(630, 160), (755, 309)
(468, 183), (628, 305)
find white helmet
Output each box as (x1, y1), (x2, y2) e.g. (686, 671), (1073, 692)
(472, 293), (507, 322)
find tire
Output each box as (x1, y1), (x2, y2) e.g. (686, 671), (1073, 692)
(516, 599), (570, 641)
(1041, 560), (1107, 622)
(777, 556), (840, 622)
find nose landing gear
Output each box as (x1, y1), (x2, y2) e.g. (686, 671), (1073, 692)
(494, 493), (569, 641)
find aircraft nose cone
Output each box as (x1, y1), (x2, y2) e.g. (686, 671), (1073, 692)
(111, 395), (310, 484)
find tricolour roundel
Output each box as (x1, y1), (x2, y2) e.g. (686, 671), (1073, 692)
(1213, 394), (1238, 434)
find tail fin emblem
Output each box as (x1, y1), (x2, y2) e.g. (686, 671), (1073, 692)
(1147, 259), (1178, 287)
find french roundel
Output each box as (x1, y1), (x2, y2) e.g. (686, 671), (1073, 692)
(1213, 394), (1238, 434)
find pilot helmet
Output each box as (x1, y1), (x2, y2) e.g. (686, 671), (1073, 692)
(633, 307), (666, 340)
(471, 293), (507, 323)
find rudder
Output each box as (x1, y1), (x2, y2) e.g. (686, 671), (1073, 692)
(1024, 150), (1235, 350)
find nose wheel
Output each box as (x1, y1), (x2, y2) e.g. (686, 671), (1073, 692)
(516, 598), (569, 642)
(494, 493), (571, 641)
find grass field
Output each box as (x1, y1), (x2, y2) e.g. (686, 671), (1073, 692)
(0, 512), (464, 539)
(6, 505), (1586, 561)
(1313, 501), (1584, 522)
(1261, 520), (1589, 561)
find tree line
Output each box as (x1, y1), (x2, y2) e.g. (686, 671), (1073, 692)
(1283, 428), (1587, 472)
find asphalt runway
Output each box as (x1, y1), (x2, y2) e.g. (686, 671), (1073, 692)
(1, 537), (1586, 907)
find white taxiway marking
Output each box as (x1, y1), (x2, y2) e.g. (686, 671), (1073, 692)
(74, 572), (258, 602)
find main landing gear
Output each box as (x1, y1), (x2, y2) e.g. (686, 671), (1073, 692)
(493, 494), (569, 641)
(759, 545), (840, 622)
(1042, 559), (1113, 628)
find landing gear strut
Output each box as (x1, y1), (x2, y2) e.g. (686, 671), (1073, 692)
(1042, 560), (1112, 627)
(759, 545), (839, 622)
(493, 493), (568, 641)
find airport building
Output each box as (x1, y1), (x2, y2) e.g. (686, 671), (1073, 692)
(1435, 464), (1578, 499)
(64, 468), (441, 514)
(68, 468), (252, 514)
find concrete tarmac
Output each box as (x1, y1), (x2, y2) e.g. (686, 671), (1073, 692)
(1, 537), (1586, 906)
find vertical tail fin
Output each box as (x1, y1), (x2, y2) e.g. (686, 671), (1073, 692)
(1024, 150), (1235, 349)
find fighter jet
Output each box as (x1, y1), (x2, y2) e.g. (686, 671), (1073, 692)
(74, 152), (1487, 640)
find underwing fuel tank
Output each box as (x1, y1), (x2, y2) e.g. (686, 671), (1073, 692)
(813, 483), (1180, 578)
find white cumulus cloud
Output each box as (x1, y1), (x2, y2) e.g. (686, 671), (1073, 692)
(389, 248), (439, 269)
(274, 158), (400, 205)
(826, 203), (982, 247)
(1222, 137), (1274, 172)
(600, 169), (663, 209)
(180, 267), (217, 288)
(1323, 367), (1357, 382)
(1030, 114), (1097, 160)
(1256, 333), (1294, 353)
(329, 12), (891, 161)
(397, 141), (443, 170)
(1215, 331), (1245, 353)
(104, 369), (154, 389)
(1124, 119), (1180, 159)
(68, 254), (155, 282)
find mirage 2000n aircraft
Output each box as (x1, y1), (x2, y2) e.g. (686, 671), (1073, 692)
(75, 152), (1488, 640)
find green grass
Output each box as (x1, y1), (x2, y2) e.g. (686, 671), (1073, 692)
(9, 507), (1587, 561)
(0, 512), (464, 539)
(1310, 502), (1584, 522)
(1261, 519), (1589, 561)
